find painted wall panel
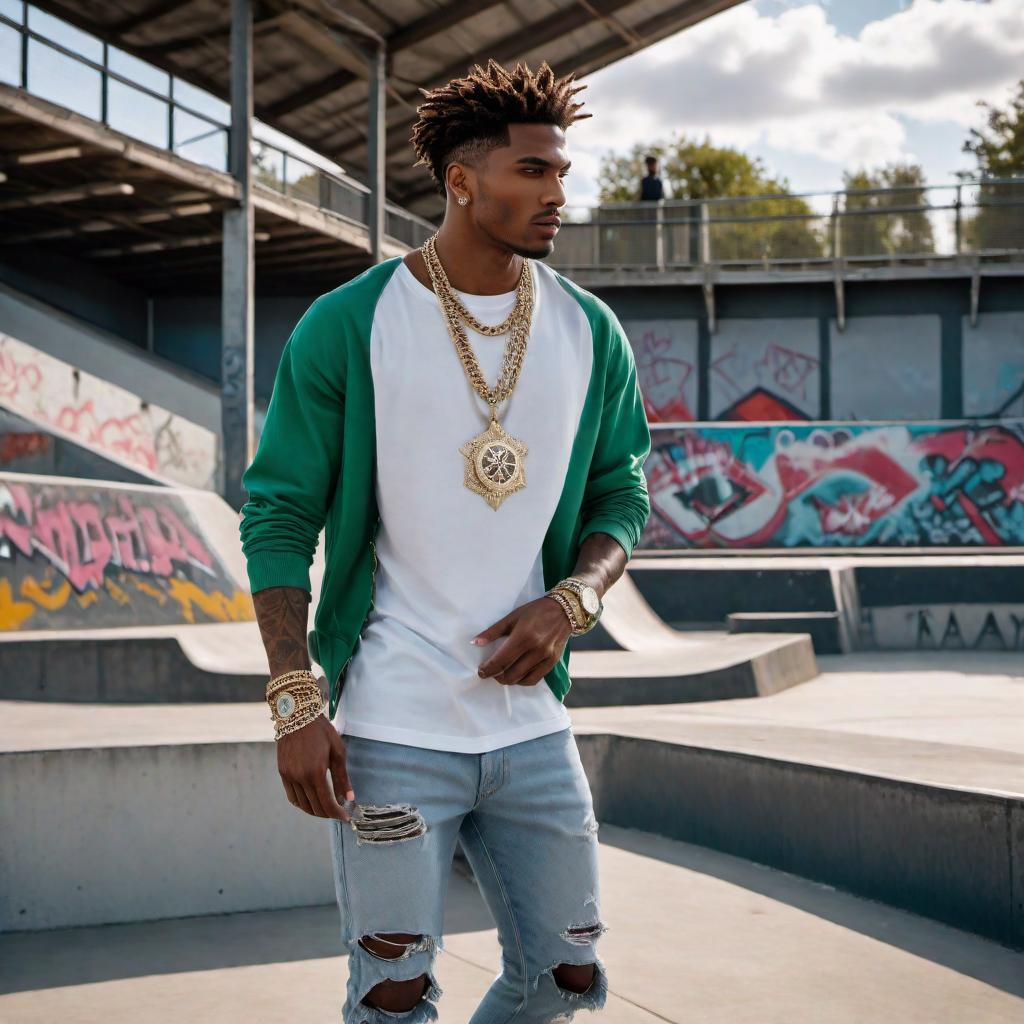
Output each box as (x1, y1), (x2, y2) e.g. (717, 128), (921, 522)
(622, 319), (698, 422)
(830, 315), (941, 420)
(710, 318), (820, 421)
(0, 476), (255, 631)
(962, 312), (1024, 417)
(0, 332), (218, 489)
(641, 421), (1024, 549)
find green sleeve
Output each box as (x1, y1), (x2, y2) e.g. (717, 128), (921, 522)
(578, 306), (652, 559)
(238, 295), (345, 593)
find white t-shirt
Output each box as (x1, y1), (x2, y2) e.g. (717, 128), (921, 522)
(332, 258), (593, 753)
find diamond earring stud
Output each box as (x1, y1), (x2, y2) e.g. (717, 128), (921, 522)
(457, 195), (469, 206)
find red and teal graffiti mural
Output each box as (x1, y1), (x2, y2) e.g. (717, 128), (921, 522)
(0, 478), (255, 630)
(641, 421), (1024, 549)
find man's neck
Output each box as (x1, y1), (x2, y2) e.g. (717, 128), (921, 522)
(405, 222), (523, 296)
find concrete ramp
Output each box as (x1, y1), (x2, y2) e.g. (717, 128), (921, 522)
(567, 568), (818, 705)
(0, 472), (298, 700)
(571, 571), (724, 651)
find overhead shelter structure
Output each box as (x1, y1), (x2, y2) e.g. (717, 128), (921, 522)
(25, 0), (746, 219)
(5, 0), (745, 506)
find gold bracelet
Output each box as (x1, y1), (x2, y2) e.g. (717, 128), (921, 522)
(275, 702), (326, 741)
(546, 589), (585, 633)
(267, 673), (325, 741)
(267, 668), (317, 698)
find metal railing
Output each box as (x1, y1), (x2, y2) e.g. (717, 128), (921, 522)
(548, 180), (1024, 272)
(0, 2), (435, 250)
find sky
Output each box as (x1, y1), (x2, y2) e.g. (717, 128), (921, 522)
(562, 0), (1024, 208)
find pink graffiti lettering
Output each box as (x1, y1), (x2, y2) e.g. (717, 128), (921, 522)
(0, 483), (218, 591)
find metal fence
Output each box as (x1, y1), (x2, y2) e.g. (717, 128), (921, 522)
(549, 180), (1024, 272)
(0, 2), (436, 250)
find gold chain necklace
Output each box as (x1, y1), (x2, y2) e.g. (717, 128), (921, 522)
(421, 233), (533, 510)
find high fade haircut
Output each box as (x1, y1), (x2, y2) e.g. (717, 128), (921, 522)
(410, 59), (590, 198)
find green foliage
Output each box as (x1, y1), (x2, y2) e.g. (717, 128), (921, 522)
(841, 163), (935, 257)
(960, 80), (1024, 253)
(963, 79), (1024, 177)
(596, 134), (825, 264)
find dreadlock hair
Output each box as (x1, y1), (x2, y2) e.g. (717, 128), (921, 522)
(410, 59), (590, 197)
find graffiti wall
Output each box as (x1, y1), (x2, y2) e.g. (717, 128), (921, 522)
(0, 332), (218, 489)
(0, 477), (255, 630)
(962, 313), (1024, 417)
(641, 420), (1024, 549)
(830, 315), (941, 420)
(864, 605), (1024, 651)
(710, 319), (820, 421)
(622, 319), (698, 422)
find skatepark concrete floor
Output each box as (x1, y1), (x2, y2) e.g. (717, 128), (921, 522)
(1, 824), (1022, 1024)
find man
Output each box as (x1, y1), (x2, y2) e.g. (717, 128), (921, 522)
(239, 59), (650, 1023)
(639, 154), (664, 201)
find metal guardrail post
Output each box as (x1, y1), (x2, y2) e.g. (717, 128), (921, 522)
(954, 183), (962, 256)
(830, 191), (841, 260)
(699, 202), (710, 266)
(655, 200), (665, 270)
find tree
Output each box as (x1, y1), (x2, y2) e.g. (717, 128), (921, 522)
(959, 79), (1024, 253)
(841, 163), (935, 258)
(963, 78), (1024, 177)
(596, 134), (825, 265)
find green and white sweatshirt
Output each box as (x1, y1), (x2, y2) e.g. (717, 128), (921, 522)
(239, 256), (651, 742)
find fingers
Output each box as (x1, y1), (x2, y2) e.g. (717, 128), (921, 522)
(516, 658), (555, 687)
(329, 738), (356, 805)
(312, 774), (350, 821)
(280, 721), (355, 820)
(286, 779), (315, 815)
(478, 634), (529, 680)
(472, 608), (517, 648)
(494, 651), (547, 686)
(304, 783), (327, 817)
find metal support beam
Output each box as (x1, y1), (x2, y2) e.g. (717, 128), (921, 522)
(970, 256), (981, 327)
(221, 0), (255, 508)
(366, 44), (387, 264)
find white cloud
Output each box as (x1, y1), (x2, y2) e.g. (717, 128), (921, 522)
(563, 0), (1024, 205)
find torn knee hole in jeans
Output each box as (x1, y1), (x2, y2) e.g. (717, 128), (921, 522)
(358, 932), (438, 961)
(537, 956), (609, 1022)
(561, 920), (607, 945)
(347, 803), (426, 844)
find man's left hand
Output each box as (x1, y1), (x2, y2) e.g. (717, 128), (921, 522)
(472, 597), (573, 686)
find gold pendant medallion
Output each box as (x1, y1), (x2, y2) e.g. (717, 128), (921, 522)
(459, 415), (528, 511)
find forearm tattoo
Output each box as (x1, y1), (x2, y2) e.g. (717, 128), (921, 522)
(253, 586), (312, 678)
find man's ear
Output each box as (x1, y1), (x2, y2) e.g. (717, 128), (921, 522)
(446, 162), (469, 198)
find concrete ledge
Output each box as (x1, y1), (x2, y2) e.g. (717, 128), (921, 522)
(727, 611), (843, 655)
(4, 721), (1020, 948)
(566, 634), (818, 706)
(630, 561), (837, 624)
(0, 740), (335, 931)
(575, 733), (1024, 950)
(0, 635), (265, 702)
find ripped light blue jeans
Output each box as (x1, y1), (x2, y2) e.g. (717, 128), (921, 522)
(327, 726), (608, 1023)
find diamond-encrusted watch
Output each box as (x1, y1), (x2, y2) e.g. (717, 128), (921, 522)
(549, 576), (603, 634)
(266, 670), (326, 740)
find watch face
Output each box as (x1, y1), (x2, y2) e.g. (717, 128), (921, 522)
(580, 586), (600, 616)
(276, 692), (296, 718)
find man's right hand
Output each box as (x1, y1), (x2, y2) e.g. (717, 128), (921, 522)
(277, 715), (355, 821)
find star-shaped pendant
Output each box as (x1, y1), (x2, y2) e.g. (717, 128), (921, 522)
(459, 418), (528, 510)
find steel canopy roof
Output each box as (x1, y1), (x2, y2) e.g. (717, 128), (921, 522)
(30, 0), (744, 218)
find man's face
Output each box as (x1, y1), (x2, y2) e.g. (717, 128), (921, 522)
(461, 122), (570, 260)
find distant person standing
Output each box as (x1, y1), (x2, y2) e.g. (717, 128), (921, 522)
(639, 155), (664, 201)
